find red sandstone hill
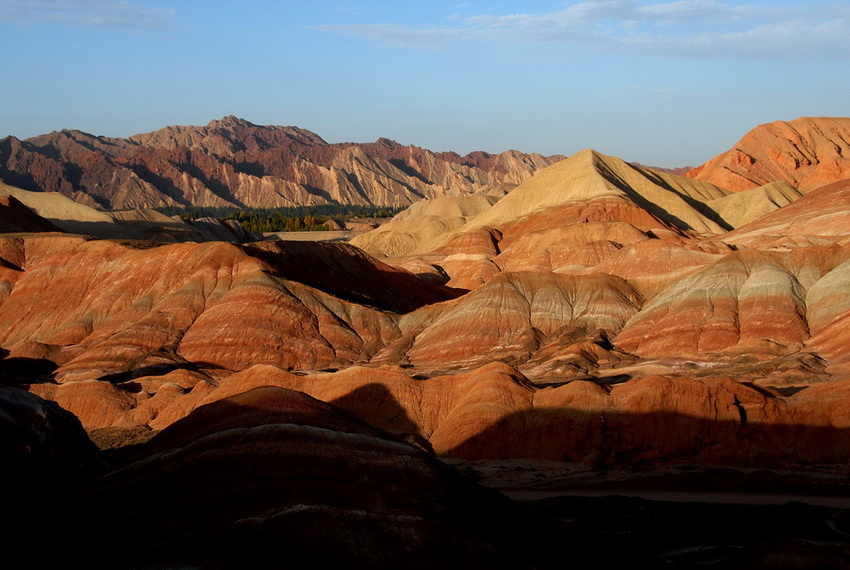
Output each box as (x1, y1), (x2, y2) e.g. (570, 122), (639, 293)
(0, 116), (561, 210)
(687, 117), (850, 192)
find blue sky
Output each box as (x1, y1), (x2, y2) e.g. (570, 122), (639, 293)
(1, 1), (848, 166)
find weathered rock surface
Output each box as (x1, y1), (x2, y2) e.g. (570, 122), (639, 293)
(98, 363), (850, 470)
(687, 117), (850, 192)
(0, 116), (561, 209)
(396, 271), (642, 370)
(0, 236), (455, 387)
(349, 194), (499, 257)
(718, 179), (850, 249)
(706, 181), (802, 227)
(615, 250), (813, 358)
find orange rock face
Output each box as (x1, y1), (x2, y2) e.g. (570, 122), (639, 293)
(687, 117), (850, 192)
(88, 362), (850, 469)
(0, 236), (455, 386)
(718, 179), (850, 248)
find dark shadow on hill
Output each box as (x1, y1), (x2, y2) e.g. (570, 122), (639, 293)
(444, 405), (850, 473)
(634, 165), (734, 231)
(329, 382), (431, 452)
(525, 494), (850, 569)
(389, 158), (432, 185)
(52, 387), (546, 570)
(98, 359), (227, 385)
(125, 163), (197, 207)
(2, 383), (109, 563)
(0, 348), (58, 386)
(438, 404), (850, 568)
(596, 162), (699, 233)
(178, 161), (246, 208)
(242, 240), (464, 313)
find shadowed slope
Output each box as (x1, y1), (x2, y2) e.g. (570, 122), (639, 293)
(79, 386), (539, 569)
(0, 195), (63, 234)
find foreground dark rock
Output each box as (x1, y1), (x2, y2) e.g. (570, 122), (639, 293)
(62, 387), (540, 569)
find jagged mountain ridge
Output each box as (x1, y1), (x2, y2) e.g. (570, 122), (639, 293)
(0, 116), (562, 210)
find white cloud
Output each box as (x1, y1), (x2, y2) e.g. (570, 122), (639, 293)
(313, 1), (850, 60)
(635, 0), (754, 20)
(0, 0), (173, 29)
(317, 24), (464, 47)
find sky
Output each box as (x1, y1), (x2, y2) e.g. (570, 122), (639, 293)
(1, 1), (848, 167)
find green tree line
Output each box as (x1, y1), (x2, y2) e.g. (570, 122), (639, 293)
(156, 204), (404, 234)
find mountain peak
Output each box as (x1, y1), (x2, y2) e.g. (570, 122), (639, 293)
(207, 115), (255, 129)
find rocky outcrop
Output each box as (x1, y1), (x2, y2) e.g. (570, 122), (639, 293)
(687, 117), (850, 192)
(0, 116), (561, 209)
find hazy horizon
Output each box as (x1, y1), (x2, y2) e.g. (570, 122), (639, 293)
(2, 0), (848, 167)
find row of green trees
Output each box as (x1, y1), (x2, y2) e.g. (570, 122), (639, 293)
(156, 204), (404, 233)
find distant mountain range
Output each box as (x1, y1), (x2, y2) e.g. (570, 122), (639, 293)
(3, 116), (848, 211)
(0, 116), (562, 210)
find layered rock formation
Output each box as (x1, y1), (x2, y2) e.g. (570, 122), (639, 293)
(5, 118), (850, 476)
(0, 116), (561, 209)
(9, 117), (850, 569)
(0, 236), (458, 390)
(718, 179), (850, 249)
(687, 117), (850, 192)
